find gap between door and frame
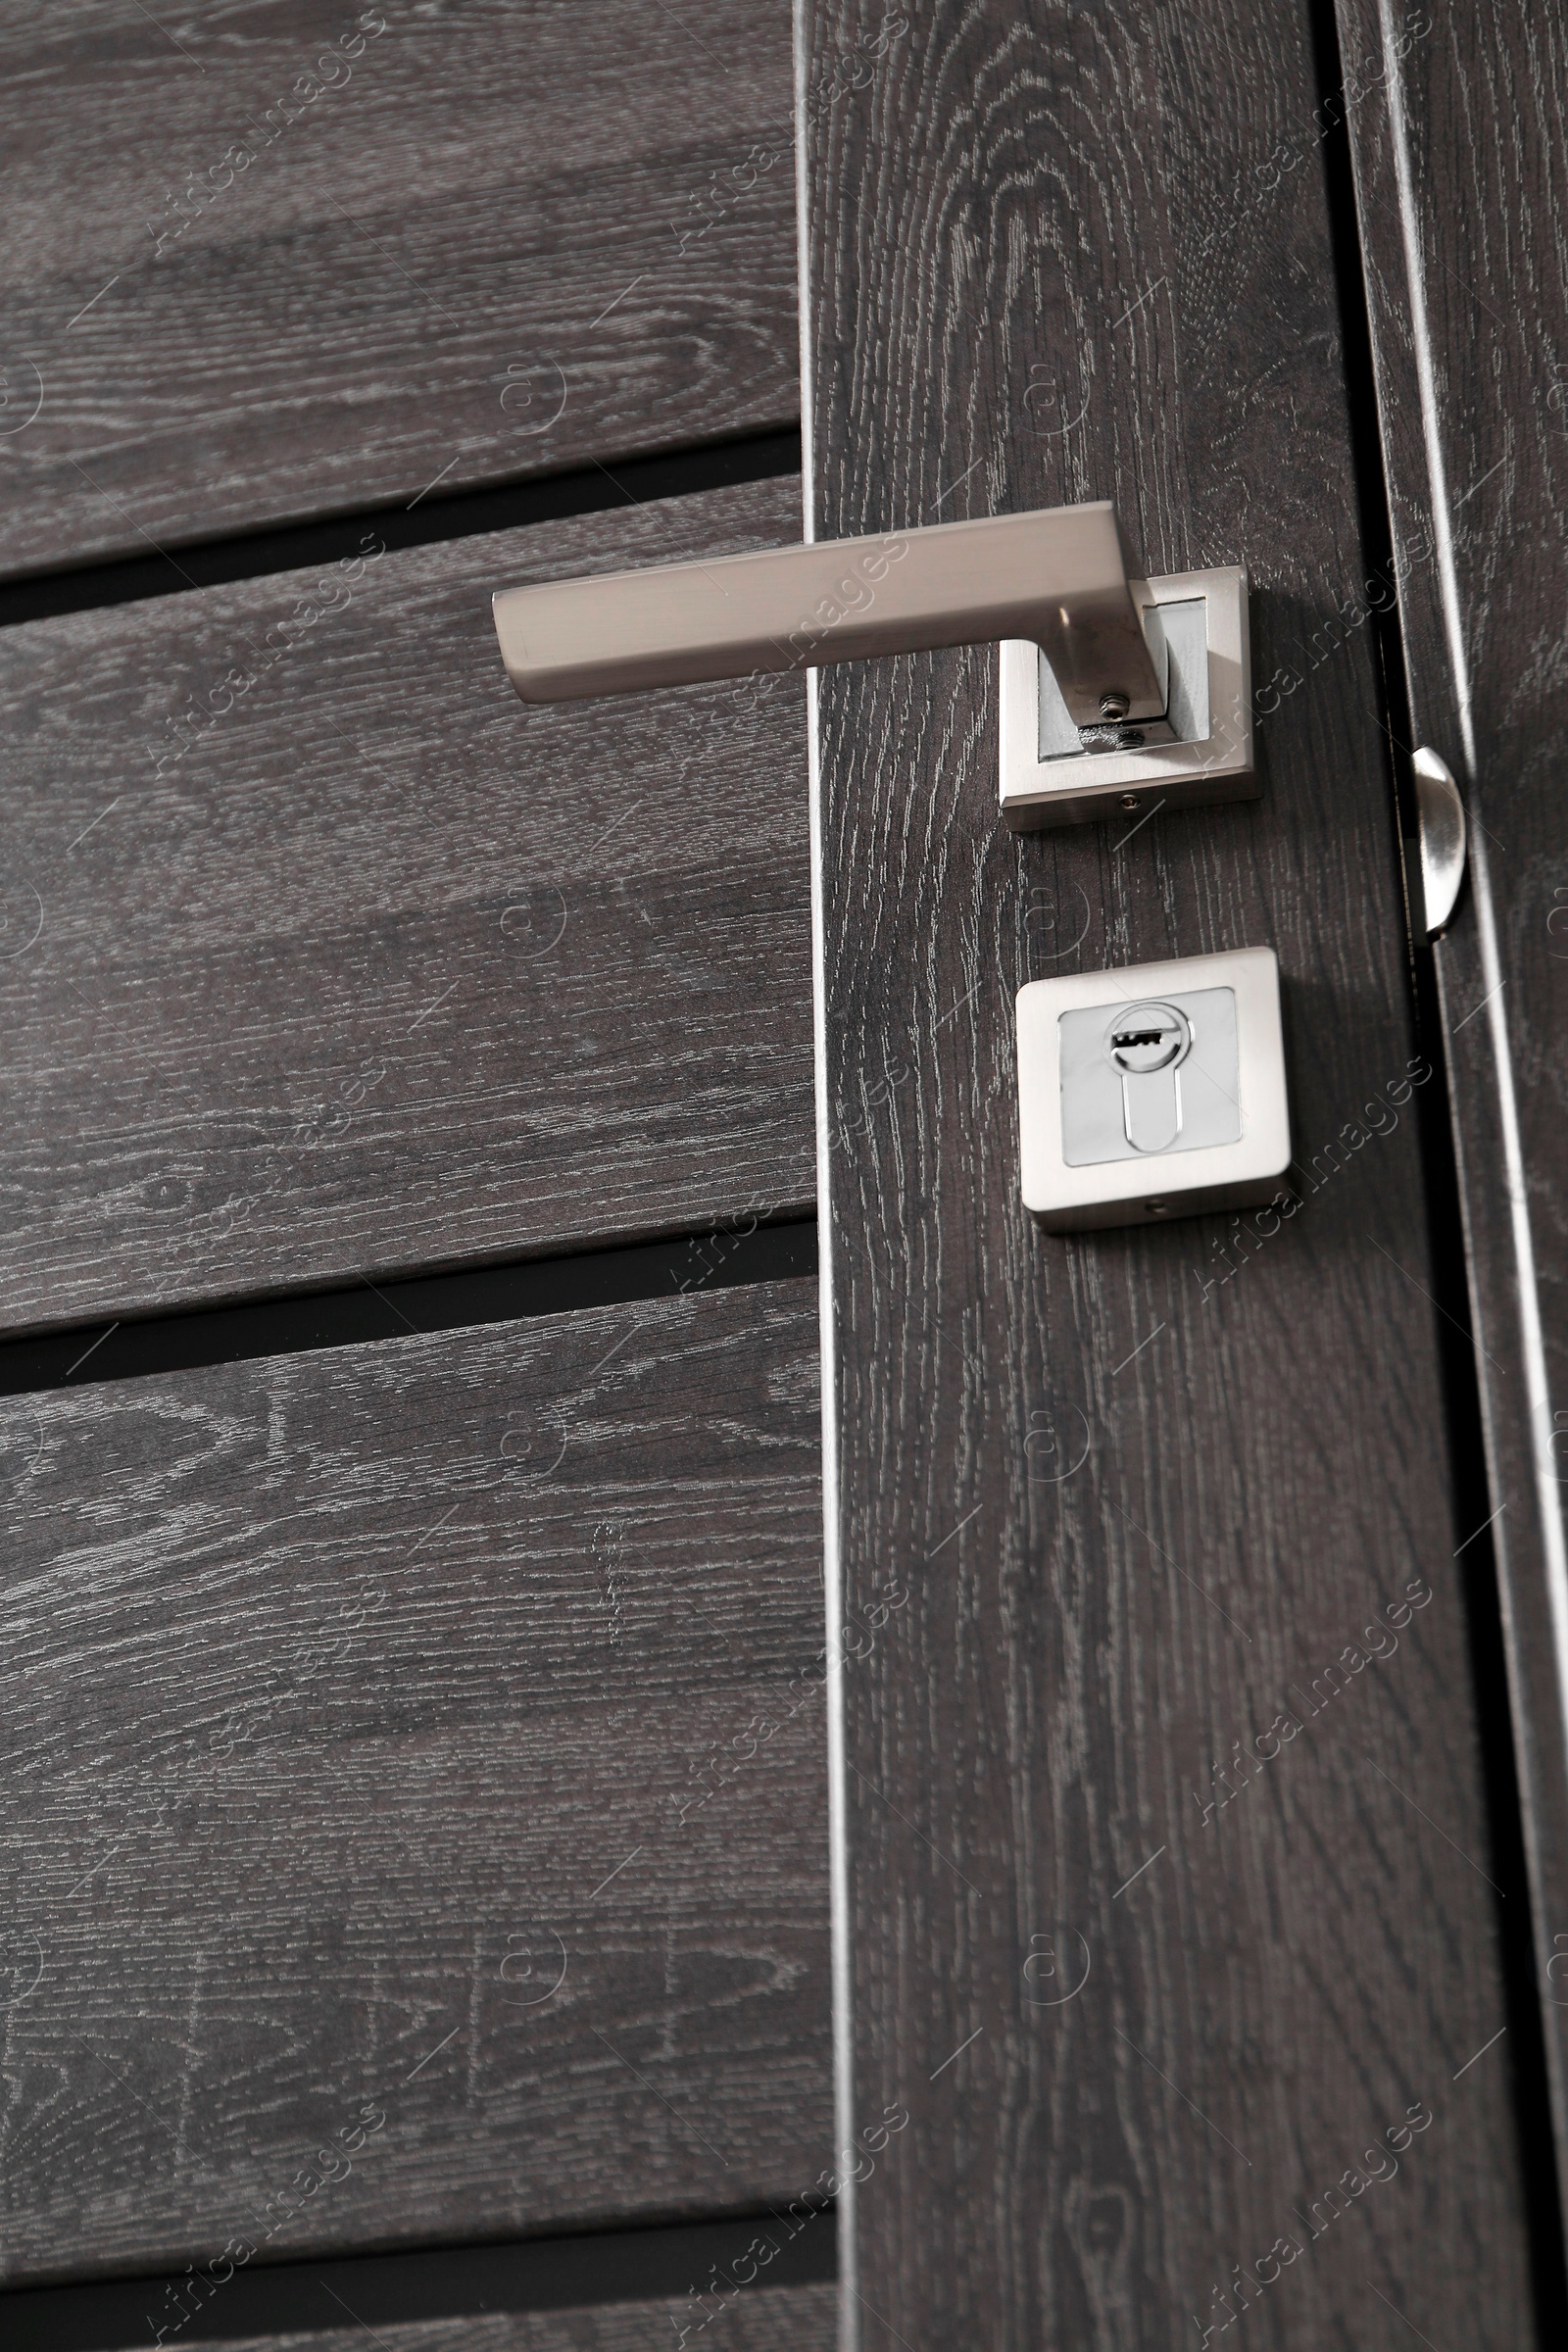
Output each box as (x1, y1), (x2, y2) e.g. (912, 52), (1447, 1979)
(1307, 0), (1568, 2328)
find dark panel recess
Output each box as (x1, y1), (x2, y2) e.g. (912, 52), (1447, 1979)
(0, 1220), (818, 1399)
(0, 2211), (836, 2352)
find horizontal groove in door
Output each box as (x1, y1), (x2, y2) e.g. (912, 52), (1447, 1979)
(0, 1284), (830, 2282)
(0, 1219), (818, 1399)
(0, 1), (798, 577)
(0, 475), (813, 1340)
(0, 431), (804, 631)
(0, 2210), (836, 2352)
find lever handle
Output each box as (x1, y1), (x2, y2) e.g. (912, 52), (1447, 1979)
(492, 501), (1166, 730)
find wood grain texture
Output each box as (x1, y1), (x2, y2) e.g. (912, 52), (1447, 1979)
(799, 1), (1541, 2344)
(0, 0), (797, 574)
(188, 2286), (837, 2352)
(0, 474), (813, 1337)
(0, 1283), (829, 2282)
(1331, 0), (1568, 2218)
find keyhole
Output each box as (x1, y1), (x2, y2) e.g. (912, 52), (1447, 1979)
(1105, 1001), (1192, 1152)
(1106, 1001), (1192, 1075)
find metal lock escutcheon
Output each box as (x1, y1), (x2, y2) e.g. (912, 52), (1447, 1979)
(1018, 948), (1292, 1232)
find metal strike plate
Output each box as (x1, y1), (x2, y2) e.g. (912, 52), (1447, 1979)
(1016, 946), (1291, 1232)
(1000, 566), (1254, 829)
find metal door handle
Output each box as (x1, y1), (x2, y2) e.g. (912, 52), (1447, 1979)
(492, 501), (1172, 736)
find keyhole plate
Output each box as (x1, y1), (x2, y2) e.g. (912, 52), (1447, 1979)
(1000, 564), (1256, 830)
(1016, 947), (1291, 1233)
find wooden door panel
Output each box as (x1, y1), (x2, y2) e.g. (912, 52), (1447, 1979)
(1331, 0), (1568, 2203)
(798, 0), (1539, 2343)
(0, 476), (812, 1337)
(0, 0), (797, 575)
(0, 1284), (828, 2281)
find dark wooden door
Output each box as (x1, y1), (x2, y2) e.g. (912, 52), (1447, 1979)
(4, 6), (1565, 2350)
(796, 0), (1563, 2345)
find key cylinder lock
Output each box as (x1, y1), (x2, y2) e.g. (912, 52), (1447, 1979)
(1016, 947), (1293, 1232)
(1105, 1001), (1193, 1152)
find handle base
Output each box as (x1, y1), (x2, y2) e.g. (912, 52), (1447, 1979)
(999, 565), (1254, 831)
